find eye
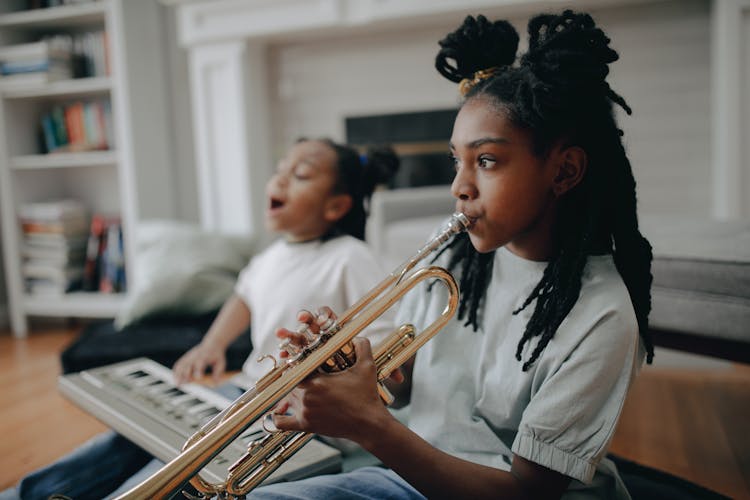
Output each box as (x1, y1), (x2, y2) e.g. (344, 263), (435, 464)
(293, 163), (314, 179)
(478, 155), (496, 169)
(448, 153), (460, 171)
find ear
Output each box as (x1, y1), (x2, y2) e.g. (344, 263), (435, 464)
(552, 146), (587, 196)
(324, 194), (353, 222)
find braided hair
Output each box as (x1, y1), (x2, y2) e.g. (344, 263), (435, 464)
(434, 11), (654, 370)
(317, 139), (399, 240)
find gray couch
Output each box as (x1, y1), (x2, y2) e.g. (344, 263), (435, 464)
(367, 187), (750, 363)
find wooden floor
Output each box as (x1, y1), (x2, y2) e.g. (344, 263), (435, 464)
(0, 328), (749, 499)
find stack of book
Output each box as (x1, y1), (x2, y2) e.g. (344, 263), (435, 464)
(19, 199), (89, 295)
(0, 38), (72, 89)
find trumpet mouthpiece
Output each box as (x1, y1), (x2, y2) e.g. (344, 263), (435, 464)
(451, 212), (472, 231)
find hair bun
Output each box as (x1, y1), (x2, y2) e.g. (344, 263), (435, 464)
(521, 10), (619, 88)
(361, 146), (399, 197)
(436, 15), (519, 83)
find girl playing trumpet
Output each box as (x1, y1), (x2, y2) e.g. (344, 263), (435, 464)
(258, 10), (653, 500)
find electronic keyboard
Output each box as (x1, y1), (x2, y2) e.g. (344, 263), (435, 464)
(58, 357), (341, 486)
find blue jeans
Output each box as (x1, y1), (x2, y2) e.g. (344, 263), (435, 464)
(17, 431), (151, 500)
(14, 383), (246, 500)
(108, 463), (425, 500)
(247, 467), (425, 500)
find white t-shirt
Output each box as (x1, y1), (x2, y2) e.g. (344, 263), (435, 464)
(233, 235), (394, 388)
(397, 245), (643, 499)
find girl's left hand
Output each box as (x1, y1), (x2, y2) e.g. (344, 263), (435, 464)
(271, 337), (393, 443)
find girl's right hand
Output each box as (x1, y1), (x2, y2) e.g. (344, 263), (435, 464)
(173, 340), (227, 385)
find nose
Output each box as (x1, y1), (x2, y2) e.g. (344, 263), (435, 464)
(451, 165), (478, 201)
(271, 170), (289, 188)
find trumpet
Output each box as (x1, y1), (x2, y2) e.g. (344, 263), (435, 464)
(115, 212), (470, 500)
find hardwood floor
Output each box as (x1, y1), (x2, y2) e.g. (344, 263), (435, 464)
(0, 328), (749, 499)
(0, 328), (107, 492)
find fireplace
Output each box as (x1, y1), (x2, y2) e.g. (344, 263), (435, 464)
(346, 109), (457, 189)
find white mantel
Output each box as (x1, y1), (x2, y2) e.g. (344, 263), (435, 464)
(166, 0), (750, 237)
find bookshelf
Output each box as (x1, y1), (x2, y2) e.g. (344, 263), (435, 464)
(0, 0), (175, 337)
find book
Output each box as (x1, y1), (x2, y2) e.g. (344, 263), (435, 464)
(21, 216), (89, 236)
(99, 220), (125, 293)
(0, 66), (70, 88)
(24, 232), (87, 249)
(82, 213), (107, 291)
(64, 102), (86, 147)
(23, 261), (84, 282)
(23, 262), (84, 294)
(23, 239), (86, 263)
(19, 199), (86, 221)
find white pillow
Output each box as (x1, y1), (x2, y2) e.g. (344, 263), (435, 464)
(380, 216), (448, 269)
(114, 220), (255, 330)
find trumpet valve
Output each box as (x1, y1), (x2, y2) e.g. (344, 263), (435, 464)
(377, 382), (395, 406)
(316, 308), (341, 335)
(320, 341), (356, 373)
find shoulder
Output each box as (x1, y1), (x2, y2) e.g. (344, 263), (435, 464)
(251, 239), (286, 263)
(563, 254), (639, 350)
(580, 255), (634, 315)
(322, 235), (378, 260)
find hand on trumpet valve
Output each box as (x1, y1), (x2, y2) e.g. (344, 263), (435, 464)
(275, 307), (335, 359)
(271, 337), (396, 442)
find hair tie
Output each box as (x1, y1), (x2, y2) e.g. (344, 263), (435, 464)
(459, 67), (500, 96)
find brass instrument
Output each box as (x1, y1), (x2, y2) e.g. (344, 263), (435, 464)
(115, 212), (470, 500)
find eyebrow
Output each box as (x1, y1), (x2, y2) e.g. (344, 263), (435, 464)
(449, 137), (511, 150)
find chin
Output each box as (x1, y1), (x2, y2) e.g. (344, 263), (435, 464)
(264, 217), (282, 233)
(468, 233), (500, 254)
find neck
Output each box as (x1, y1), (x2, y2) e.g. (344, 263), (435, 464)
(284, 226), (339, 244)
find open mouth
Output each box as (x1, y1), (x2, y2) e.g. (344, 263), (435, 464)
(269, 197), (284, 210)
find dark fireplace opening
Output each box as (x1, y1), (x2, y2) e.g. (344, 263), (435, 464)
(346, 109), (457, 189)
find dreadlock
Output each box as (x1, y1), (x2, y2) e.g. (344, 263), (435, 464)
(434, 11), (654, 371)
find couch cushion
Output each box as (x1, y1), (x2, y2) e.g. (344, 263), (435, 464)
(640, 216), (750, 345)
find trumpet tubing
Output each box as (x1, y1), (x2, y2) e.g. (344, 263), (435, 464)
(115, 213), (470, 500)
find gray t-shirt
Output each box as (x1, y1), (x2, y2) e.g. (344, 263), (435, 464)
(397, 245), (643, 499)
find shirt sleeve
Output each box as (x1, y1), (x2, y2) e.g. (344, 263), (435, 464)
(233, 255), (259, 308)
(512, 306), (642, 484)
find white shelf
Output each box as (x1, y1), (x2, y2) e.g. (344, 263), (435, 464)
(11, 150), (118, 170)
(0, 76), (112, 99)
(0, 2), (106, 29)
(0, 0), (174, 337)
(23, 291), (125, 318)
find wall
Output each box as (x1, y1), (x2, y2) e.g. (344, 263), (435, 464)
(0, 223), (6, 330)
(161, 3), (199, 224)
(745, 7), (750, 214)
(267, 0), (713, 218)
